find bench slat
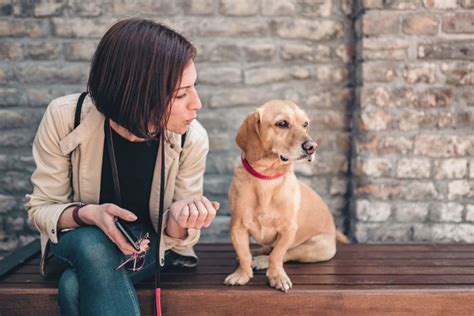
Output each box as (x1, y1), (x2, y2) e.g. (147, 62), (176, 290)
(196, 243), (474, 252)
(1, 288), (474, 316)
(13, 264), (474, 276)
(4, 272), (474, 286)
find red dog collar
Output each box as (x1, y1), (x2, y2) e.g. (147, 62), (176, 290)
(241, 155), (285, 180)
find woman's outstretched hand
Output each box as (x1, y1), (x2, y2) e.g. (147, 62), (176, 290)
(167, 196), (220, 238)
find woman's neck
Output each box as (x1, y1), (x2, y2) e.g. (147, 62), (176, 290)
(109, 119), (146, 142)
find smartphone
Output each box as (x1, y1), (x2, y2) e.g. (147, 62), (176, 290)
(115, 218), (141, 251)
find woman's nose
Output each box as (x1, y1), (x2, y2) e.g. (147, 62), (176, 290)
(189, 89), (202, 111)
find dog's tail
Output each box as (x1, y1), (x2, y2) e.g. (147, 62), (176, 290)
(336, 230), (351, 244)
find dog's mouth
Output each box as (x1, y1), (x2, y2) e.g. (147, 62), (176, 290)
(279, 153), (316, 162)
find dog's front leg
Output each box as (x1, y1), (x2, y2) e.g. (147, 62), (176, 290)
(267, 225), (297, 292)
(224, 224), (253, 286)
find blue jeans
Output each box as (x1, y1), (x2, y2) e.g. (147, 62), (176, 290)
(49, 223), (165, 316)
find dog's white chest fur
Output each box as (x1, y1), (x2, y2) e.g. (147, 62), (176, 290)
(249, 212), (280, 245)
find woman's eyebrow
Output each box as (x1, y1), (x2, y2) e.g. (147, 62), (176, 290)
(176, 76), (199, 91)
(176, 85), (191, 91)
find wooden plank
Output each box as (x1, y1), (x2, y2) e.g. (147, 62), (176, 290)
(20, 243), (474, 266)
(195, 243), (474, 252)
(4, 272), (474, 286)
(3, 284), (474, 291)
(165, 251), (474, 259)
(153, 288), (474, 316)
(1, 287), (474, 316)
(13, 264), (474, 276)
(21, 259), (474, 269)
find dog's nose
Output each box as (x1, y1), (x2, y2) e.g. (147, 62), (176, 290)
(302, 140), (318, 155)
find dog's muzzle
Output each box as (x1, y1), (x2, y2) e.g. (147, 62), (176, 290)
(302, 140), (318, 155)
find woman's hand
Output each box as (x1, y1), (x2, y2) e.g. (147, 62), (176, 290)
(81, 203), (150, 255)
(166, 196), (220, 238)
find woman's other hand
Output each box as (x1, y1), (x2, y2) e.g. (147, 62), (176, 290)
(167, 196), (220, 237)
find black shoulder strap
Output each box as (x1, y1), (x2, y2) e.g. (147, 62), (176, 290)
(69, 92), (87, 194)
(179, 132), (187, 160)
(181, 132), (187, 149)
(74, 92), (87, 129)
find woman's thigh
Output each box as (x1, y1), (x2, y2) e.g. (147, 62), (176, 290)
(50, 225), (123, 270)
(50, 223), (165, 284)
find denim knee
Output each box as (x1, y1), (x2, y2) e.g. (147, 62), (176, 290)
(53, 226), (122, 269)
(58, 268), (80, 316)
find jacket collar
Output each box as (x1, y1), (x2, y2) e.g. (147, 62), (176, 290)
(58, 96), (184, 156)
(59, 96), (104, 155)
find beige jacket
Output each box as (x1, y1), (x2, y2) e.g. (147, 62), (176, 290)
(25, 93), (209, 276)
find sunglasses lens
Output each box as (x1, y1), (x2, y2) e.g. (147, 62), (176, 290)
(115, 231), (150, 272)
(124, 254), (145, 272)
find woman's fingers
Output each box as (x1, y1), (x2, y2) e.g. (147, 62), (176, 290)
(139, 239), (150, 252)
(187, 202), (199, 227)
(193, 199), (208, 229)
(200, 198), (217, 228)
(105, 204), (137, 222)
(170, 197), (221, 230)
(177, 204), (190, 228)
(107, 226), (137, 255)
(211, 201), (220, 211)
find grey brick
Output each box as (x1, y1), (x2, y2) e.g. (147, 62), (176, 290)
(275, 20), (344, 41)
(261, 0), (296, 16)
(219, 0), (257, 16)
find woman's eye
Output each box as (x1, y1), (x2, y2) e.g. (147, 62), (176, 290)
(276, 120), (289, 128)
(176, 93), (187, 100)
(303, 122), (309, 128)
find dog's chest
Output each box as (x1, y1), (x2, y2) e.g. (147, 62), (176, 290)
(247, 212), (279, 245)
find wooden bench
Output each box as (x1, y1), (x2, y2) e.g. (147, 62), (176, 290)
(1, 242), (474, 315)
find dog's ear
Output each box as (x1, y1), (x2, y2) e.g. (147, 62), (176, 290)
(236, 111), (264, 162)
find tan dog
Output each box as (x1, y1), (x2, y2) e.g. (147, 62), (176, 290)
(224, 100), (349, 292)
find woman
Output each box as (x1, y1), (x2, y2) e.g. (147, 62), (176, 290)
(25, 19), (219, 315)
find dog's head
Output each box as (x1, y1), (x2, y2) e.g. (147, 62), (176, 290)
(236, 100), (317, 163)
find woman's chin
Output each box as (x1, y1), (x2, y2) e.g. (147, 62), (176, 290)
(168, 125), (187, 134)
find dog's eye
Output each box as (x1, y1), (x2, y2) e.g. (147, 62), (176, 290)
(303, 122), (309, 128)
(276, 120), (289, 129)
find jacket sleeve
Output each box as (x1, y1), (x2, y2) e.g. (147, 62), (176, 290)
(24, 100), (81, 244)
(162, 125), (209, 260)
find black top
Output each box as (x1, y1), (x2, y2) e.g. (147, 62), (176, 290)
(99, 123), (159, 226)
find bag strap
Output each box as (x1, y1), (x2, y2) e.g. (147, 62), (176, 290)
(74, 92), (87, 129)
(155, 132), (166, 315)
(179, 132), (187, 161)
(181, 132), (187, 149)
(104, 119), (122, 205)
(69, 92), (88, 192)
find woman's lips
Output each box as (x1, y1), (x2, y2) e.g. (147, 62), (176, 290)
(185, 117), (197, 124)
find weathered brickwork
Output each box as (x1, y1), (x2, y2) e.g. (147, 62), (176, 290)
(0, 0), (354, 257)
(1, 0), (473, 257)
(355, 0), (474, 242)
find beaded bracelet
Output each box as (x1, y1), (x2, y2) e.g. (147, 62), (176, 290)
(72, 205), (87, 226)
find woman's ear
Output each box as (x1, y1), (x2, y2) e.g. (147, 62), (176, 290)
(236, 111), (264, 162)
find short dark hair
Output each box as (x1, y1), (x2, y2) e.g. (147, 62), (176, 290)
(87, 18), (196, 139)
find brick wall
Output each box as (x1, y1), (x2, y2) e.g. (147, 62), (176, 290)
(0, 0), (473, 259)
(0, 0), (353, 258)
(354, 0), (474, 242)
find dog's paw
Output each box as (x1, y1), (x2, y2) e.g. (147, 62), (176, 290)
(267, 270), (292, 293)
(224, 268), (253, 286)
(252, 255), (269, 270)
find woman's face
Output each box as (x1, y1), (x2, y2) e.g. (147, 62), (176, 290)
(166, 61), (202, 134)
